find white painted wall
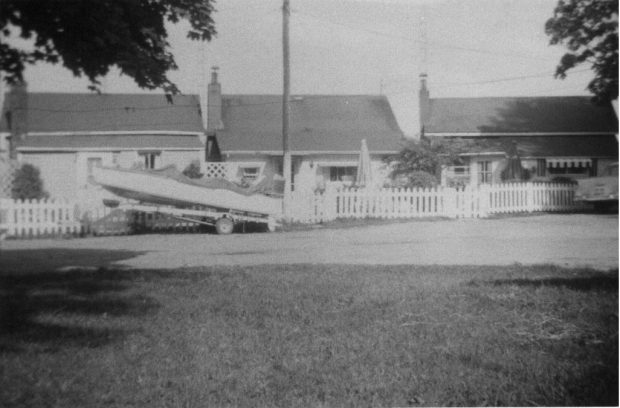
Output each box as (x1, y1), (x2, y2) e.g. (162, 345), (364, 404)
(597, 159), (616, 176)
(296, 154), (391, 191)
(19, 152), (78, 199)
(222, 153), (393, 191)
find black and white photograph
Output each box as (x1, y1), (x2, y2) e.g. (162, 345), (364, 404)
(0, 0), (618, 406)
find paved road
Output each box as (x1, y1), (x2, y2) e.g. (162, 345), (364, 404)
(1, 214), (617, 272)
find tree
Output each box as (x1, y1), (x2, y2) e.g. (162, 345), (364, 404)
(387, 137), (498, 188)
(11, 163), (48, 200)
(388, 138), (477, 179)
(545, 0), (619, 103)
(0, 0), (216, 94)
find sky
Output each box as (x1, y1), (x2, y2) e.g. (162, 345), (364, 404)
(2, 0), (596, 137)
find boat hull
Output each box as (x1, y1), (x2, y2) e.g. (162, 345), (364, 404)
(93, 167), (282, 216)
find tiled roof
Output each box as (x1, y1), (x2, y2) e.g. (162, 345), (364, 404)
(19, 134), (203, 150)
(1, 93), (205, 133)
(425, 96), (618, 134)
(216, 95), (404, 153)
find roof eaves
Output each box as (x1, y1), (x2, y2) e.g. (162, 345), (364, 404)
(17, 146), (203, 152)
(426, 131), (616, 137)
(222, 149), (399, 155)
(27, 130), (205, 136)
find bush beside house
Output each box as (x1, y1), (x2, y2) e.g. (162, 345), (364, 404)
(11, 163), (48, 200)
(182, 161), (204, 179)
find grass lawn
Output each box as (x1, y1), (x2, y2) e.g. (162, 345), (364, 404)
(1, 264), (617, 407)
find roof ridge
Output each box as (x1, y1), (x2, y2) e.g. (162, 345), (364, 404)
(223, 94), (386, 98)
(20, 92), (199, 97)
(430, 95), (593, 101)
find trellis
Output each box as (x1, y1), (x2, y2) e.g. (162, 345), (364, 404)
(202, 162), (234, 179)
(0, 157), (18, 199)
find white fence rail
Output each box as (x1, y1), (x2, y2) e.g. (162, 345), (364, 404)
(0, 198), (82, 238)
(0, 183), (582, 238)
(289, 182), (582, 223)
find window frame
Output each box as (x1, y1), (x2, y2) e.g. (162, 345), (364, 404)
(240, 166), (260, 181)
(329, 166), (357, 182)
(477, 160), (492, 185)
(86, 157), (103, 184)
(138, 151), (161, 169)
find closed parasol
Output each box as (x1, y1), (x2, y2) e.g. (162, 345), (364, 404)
(355, 138), (373, 187)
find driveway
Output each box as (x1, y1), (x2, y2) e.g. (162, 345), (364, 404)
(1, 214), (617, 272)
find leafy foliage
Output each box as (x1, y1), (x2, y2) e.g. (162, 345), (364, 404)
(545, 0), (619, 103)
(11, 163), (48, 200)
(388, 138), (443, 178)
(182, 161), (203, 179)
(387, 137), (492, 187)
(390, 170), (438, 188)
(0, 0), (216, 93)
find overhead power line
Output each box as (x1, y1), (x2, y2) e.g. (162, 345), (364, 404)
(292, 9), (559, 63)
(430, 68), (592, 90)
(381, 67), (592, 95)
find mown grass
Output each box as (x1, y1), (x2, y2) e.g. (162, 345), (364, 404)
(1, 264), (617, 407)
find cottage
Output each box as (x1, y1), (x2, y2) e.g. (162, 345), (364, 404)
(0, 84), (205, 201)
(206, 70), (405, 191)
(418, 74), (619, 186)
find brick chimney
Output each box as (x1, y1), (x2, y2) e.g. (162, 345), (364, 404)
(418, 73), (430, 137)
(207, 66), (223, 133)
(6, 81), (28, 159)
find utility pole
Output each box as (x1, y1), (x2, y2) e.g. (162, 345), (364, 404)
(282, 0), (291, 219)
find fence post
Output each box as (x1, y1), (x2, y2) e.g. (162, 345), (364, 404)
(478, 184), (490, 218)
(443, 187), (457, 218)
(526, 182), (534, 212)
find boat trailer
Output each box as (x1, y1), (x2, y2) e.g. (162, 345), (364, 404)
(104, 200), (279, 235)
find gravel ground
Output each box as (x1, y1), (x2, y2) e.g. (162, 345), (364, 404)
(1, 214), (617, 272)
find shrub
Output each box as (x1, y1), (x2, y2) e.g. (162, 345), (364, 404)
(182, 161), (203, 179)
(391, 170), (438, 188)
(11, 163), (48, 200)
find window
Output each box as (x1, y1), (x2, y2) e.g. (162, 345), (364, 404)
(139, 152), (160, 169)
(87, 157), (102, 183)
(241, 167), (260, 181)
(477, 161), (492, 184)
(329, 166), (357, 182)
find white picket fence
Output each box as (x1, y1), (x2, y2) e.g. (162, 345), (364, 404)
(288, 182), (583, 223)
(0, 198), (83, 238)
(0, 182), (582, 238)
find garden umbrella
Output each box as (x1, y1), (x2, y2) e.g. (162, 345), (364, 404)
(355, 138), (373, 187)
(502, 140), (523, 181)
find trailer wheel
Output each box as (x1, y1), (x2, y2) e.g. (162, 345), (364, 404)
(215, 217), (234, 235)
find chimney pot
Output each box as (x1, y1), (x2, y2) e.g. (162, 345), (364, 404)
(210, 66), (219, 85)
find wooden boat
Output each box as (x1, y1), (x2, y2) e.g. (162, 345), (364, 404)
(92, 166), (282, 216)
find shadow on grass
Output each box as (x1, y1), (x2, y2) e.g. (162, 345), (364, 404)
(486, 274), (618, 293)
(0, 249), (159, 353)
(0, 248), (147, 274)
